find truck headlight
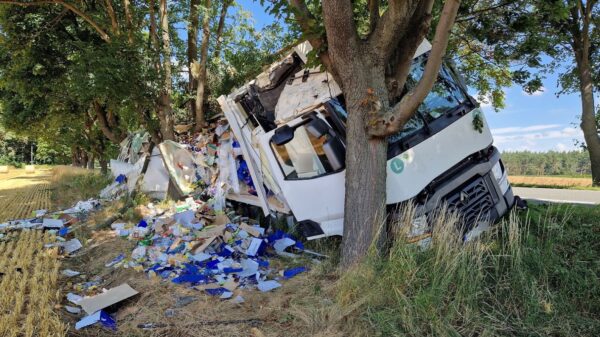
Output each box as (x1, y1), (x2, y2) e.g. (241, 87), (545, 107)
(492, 161), (503, 181)
(410, 214), (428, 237)
(492, 161), (509, 194)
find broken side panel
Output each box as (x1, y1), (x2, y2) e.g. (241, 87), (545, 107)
(235, 53), (304, 132)
(218, 95), (287, 216)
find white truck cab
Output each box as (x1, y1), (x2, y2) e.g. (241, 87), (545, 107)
(218, 41), (514, 241)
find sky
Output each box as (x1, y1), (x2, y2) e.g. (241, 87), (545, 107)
(241, 2), (588, 153)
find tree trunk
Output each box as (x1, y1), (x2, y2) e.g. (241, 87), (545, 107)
(577, 60), (600, 186)
(340, 68), (390, 266)
(94, 101), (123, 143)
(158, 0), (175, 140)
(194, 0), (211, 131)
(188, 0), (200, 120)
(157, 93), (175, 140)
(100, 158), (108, 175)
(87, 154), (95, 169)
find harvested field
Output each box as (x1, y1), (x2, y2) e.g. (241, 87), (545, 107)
(0, 170), (53, 222)
(509, 175), (592, 188)
(0, 230), (66, 336)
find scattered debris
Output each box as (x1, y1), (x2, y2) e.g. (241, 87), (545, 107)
(64, 306), (82, 314)
(61, 269), (80, 277)
(75, 310), (117, 330)
(77, 283), (139, 315)
(59, 238), (82, 254)
(174, 295), (197, 308)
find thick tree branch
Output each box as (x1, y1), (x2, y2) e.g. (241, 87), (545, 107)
(455, 0), (517, 23)
(385, 5), (432, 101)
(369, 0), (461, 137)
(149, 0), (159, 50)
(123, 0), (133, 43)
(93, 101), (124, 143)
(288, 0), (337, 80)
(193, 0), (211, 130)
(103, 0), (119, 34)
(159, 0), (172, 95)
(0, 0), (110, 42)
(368, 0), (379, 34)
(371, 0), (433, 64)
(213, 0), (231, 58)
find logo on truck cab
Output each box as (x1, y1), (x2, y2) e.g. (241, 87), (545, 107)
(390, 158), (404, 174)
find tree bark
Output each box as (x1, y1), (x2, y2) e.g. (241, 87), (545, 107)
(194, 0), (211, 131)
(318, 0), (390, 267)
(87, 154), (95, 169)
(212, 0), (230, 57)
(340, 67), (390, 267)
(100, 158), (108, 174)
(575, 51), (600, 186)
(157, 0), (175, 140)
(188, 0), (200, 121)
(570, 2), (600, 186)
(103, 0), (119, 35)
(123, 0), (133, 43)
(94, 101), (124, 143)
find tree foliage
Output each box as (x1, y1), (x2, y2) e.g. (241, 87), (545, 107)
(0, 0), (292, 166)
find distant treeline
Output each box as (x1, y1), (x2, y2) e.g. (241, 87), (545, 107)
(501, 151), (591, 176)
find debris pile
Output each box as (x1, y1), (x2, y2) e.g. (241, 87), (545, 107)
(105, 200), (308, 300)
(0, 120), (318, 332)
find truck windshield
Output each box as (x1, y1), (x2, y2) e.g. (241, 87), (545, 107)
(323, 55), (469, 145)
(388, 54), (469, 143)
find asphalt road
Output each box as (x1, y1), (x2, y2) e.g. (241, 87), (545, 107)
(513, 187), (600, 205)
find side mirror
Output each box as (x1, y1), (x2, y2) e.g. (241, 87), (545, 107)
(323, 137), (345, 171)
(306, 117), (329, 138)
(272, 125), (295, 146)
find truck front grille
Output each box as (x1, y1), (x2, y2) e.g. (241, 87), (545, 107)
(443, 176), (494, 232)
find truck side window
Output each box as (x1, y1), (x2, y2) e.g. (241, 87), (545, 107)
(271, 125), (336, 179)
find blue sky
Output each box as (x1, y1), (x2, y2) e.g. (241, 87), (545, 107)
(240, 2), (587, 153)
(479, 72), (587, 153)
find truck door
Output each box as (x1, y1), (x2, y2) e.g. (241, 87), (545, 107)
(258, 113), (346, 238)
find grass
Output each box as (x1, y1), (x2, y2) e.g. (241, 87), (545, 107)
(335, 204), (600, 336)
(50, 166), (112, 209)
(3, 167), (599, 336)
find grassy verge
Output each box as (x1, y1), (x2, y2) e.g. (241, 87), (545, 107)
(336, 204), (600, 336)
(50, 166), (112, 209)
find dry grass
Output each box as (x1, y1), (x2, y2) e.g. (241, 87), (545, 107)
(60, 228), (350, 337)
(509, 175), (592, 187)
(0, 230), (67, 336)
(50, 166), (111, 210)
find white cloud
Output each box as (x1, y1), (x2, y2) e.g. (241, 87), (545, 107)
(522, 86), (545, 96)
(492, 124), (561, 135)
(492, 124), (584, 152)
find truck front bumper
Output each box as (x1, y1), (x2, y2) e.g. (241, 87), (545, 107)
(413, 146), (514, 239)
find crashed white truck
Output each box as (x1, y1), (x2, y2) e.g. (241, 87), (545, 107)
(216, 40), (514, 241)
